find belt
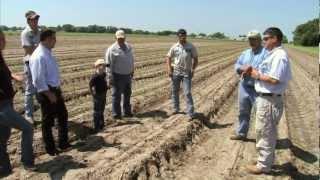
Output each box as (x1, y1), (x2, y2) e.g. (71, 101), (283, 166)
(258, 93), (281, 97)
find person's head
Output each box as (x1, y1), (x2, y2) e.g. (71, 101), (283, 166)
(25, 10), (40, 31)
(177, 29), (187, 44)
(115, 30), (126, 45)
(247, 30), (262, 50)
(263, 27), (283, 50)
(94, 59), (106, 74)
(40, 29), (56, 49)
(0, 30), (5, 51)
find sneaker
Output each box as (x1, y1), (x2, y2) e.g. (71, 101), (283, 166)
(59, 143), (72, 152)
(47, 149), (60, 156)
(169, 111), (179, 116)
(230, 134), (247, 141)
(123, 113), (134, 118)
(113, 115), (122, 120)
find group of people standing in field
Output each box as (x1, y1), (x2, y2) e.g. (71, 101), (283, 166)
(0, 10), (291, 177)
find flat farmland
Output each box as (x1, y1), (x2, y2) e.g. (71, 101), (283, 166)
(2, 33), (318, 180)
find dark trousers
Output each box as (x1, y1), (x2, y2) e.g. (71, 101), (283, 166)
(112, 73), (132, 116)
(36, 87), (69, 153)
(93, 93), (106, 131)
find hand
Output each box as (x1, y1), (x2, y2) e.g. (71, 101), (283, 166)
(168, 70), (173, 78)
(250, 68), (260, 79)
(108, 78), (113, 87)
(11, 73), (24, 82)
(240, 65), (252, 78)
(191, 70), (195, 78)
(46, 92), (57, 104)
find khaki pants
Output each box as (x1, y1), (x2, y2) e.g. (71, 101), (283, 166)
(255, 95), (283, 172)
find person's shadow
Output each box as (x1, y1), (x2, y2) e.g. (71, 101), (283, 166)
(194, 112), (233, 129)
(135, 110), (169, 119)
(276, 138), (318, 164)
(35, 155), (87, 180)
(72, 135), (121, 152)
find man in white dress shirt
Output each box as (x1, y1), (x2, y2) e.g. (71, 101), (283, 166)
(245, 27), (292, 174)
(29, 29), (70, 156)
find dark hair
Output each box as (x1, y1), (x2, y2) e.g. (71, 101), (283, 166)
(263, 27), (283, 42)
(40, 29), (56, 42)
(177, 29), (187, 36)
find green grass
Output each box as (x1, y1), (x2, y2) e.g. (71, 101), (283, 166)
(286, 44), (319, 57)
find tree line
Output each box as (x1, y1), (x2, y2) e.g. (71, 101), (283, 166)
(0, 24), (230, 39)
(293, 18), (319, 46)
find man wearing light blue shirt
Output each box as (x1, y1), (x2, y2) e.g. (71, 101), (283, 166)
(246, 27), (292, 174)
(231, 30), (267, 141)
(29, 30), (70, 156)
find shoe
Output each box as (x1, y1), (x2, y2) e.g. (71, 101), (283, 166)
(47, 149), (60, 156)
(113, 115), (122, 120)
(169, 111), (179, 116)
(246, 165), (266, 175)
(59, 143), (72, 152)
(22, 164), (37, 171)
(123, 113), (134, 118)
(188, 115), (195, 121)
(230, 134), (247, 141)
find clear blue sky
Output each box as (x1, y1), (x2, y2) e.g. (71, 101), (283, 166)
(1, 0), (318, 40)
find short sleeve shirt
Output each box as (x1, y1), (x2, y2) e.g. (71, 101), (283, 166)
(167, 42), (198, 76)
(255, 46), (292, 94)
(21, 26), (41, 61)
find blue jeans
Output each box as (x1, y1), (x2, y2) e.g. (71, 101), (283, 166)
(93, 93), (106, 130)
(236, 81), (257, 137)
(112, 73), (132, 117)
(171, 73), (194, 117)
(0, 100), (34, 170)
(24, 63), (35, 118)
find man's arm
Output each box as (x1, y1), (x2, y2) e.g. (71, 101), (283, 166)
(250, 68), (279, 84)
(166, 56), (173, 77)
(31, 56), (57, 103)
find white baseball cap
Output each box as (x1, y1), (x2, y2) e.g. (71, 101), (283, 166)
(247, 30), (261, 39)
(115, 30), (126, 39)
(94, 59), (106, 67)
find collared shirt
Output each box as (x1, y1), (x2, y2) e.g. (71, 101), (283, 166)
(105, 42), (134, 76)
(29, 43), (61, 93)
(255, 46), (292, 94)
(167, 42), (198, 76)
(0, 55), (15, 101)
(21, 26), (41, 61)
(235, 47), (267, 86)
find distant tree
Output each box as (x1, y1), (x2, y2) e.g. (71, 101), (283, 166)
(282, 35), (289, 44)
(293, 18), (319, 46)
(189, 33), (197, 38)
(209, 32), (228, 39)
(0, 25), (9, 31)
(157, 30), (176, 36)
(62, 24), (76, 32)
(106, 26), (118, 33)
(198, 33), (207, 37)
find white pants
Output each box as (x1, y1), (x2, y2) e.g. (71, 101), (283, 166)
(255, 95), (283, 172)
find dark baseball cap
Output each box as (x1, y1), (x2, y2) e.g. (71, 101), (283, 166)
(25, 10), (40, 19)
